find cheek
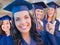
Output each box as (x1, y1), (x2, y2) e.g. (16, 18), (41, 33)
(24, 19), (31, 30)
(26, 17), (31, 26)
(14, 20), (23, 30)
(7, 24), (10, 28)
(27, 21), (31, 27)
(25, 21), (31, 32)
(40, 13), (44, 17)
(47, 10), (49, 13)
(36, 12), (40, 15)
(52, 11), (55, 14)
(2, 24), (10, 29)
(48, 9), (54, 14)
(14, 18), (20, 26)
(48, 11), (50, 15)
(15, 21), (20, 28)
(2, 25), (6, 30)
(27, 20), (32, 28)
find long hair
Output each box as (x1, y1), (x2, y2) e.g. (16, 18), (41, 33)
(0, 20), (12, 36)
(12, 12), (44, 45)
(44, 8), (57, 23)
(0, 20), (6, 35)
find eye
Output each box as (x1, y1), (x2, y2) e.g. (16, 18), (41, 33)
(40, 11), (43, 13)
(16, 17), (20, 21)
(24, 16), (29, 19)
(6, 21), (10, 24)
(36, 10), (40, 12)
(37, 10), (40, 12)
(48, 9), (50, 11)
(6, 22), (9, 24)
(51, 9), (54, 11)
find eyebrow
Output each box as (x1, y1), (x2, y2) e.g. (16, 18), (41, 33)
(15, 17), (20, 19)
(15, 14), (29, 18)
(24, 15), (29, 17)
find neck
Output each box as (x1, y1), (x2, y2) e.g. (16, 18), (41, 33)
(39, 18), (42, 21)
(38, 19), (42, 22)
(48, 16), (52, 22)
(21, 32), (31, 44)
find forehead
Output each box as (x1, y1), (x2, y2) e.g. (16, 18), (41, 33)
(3, 20), (10, 22)
(35, 9), (43, 11)
(14, 11), (29, 17)
(48, 7), (55, 9)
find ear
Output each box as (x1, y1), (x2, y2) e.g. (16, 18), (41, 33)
(1, 25), (5, 31)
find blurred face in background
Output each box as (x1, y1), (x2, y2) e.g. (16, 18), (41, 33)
(2, 20), (10, 32)
(35, 9), (44, 21)
(47, 7), (56, 17)
(14, 11), (31, 33)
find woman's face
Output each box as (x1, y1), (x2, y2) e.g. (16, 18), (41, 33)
(47, 7), (55, 17)
(35, 9), (44, 21)
(2, 20), (10, 31)
(14, 11), (31, 33)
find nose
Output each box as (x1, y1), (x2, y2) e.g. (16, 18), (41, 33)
(20, 19), (26, 25)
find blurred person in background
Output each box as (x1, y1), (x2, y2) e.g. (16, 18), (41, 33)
(44, 2), (60, 45)
(0, 15), (14, 45)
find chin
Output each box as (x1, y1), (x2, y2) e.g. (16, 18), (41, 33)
(20, 30), (30, 33)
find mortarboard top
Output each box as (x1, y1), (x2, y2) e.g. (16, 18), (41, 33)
(33, 2), (47, 10)
(4, 0), (33, 13)
(0, 15), (11, 20)
(47, 2), (60, 9)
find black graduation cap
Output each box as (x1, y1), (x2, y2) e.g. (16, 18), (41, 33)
(47, 2), (60, 9)
(0, 15), (11, 20)
(4, 0), (32, 13)
(33, 2), (47, 10)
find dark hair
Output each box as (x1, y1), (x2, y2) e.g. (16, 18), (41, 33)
(12, 12), (44, 45)
(0, 20), (11, 36)
(0, 20), (6, 35)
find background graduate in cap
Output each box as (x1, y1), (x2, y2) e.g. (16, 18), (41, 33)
(33, 2), (47, 31)
(44, 2), (60, 45)
(0, 15), (14, 45)
(4, 0), (44, 45)
(33, 2), (51, 45)
(45, 2), (60, 34)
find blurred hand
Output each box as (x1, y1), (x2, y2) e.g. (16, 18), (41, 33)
(46, 22), (55, 35)
(2, 25), (10, 36)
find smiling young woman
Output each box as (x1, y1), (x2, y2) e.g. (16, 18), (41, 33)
(0, 15), (14, 45)
(4, 0), (44, 45)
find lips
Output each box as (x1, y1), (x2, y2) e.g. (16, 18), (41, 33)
(17, 22), (31, 31)
(18, 25), (27, 30)
(21, 26), (27, 30)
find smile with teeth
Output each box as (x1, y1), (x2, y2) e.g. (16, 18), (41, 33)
(19, 26), (27, 30)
